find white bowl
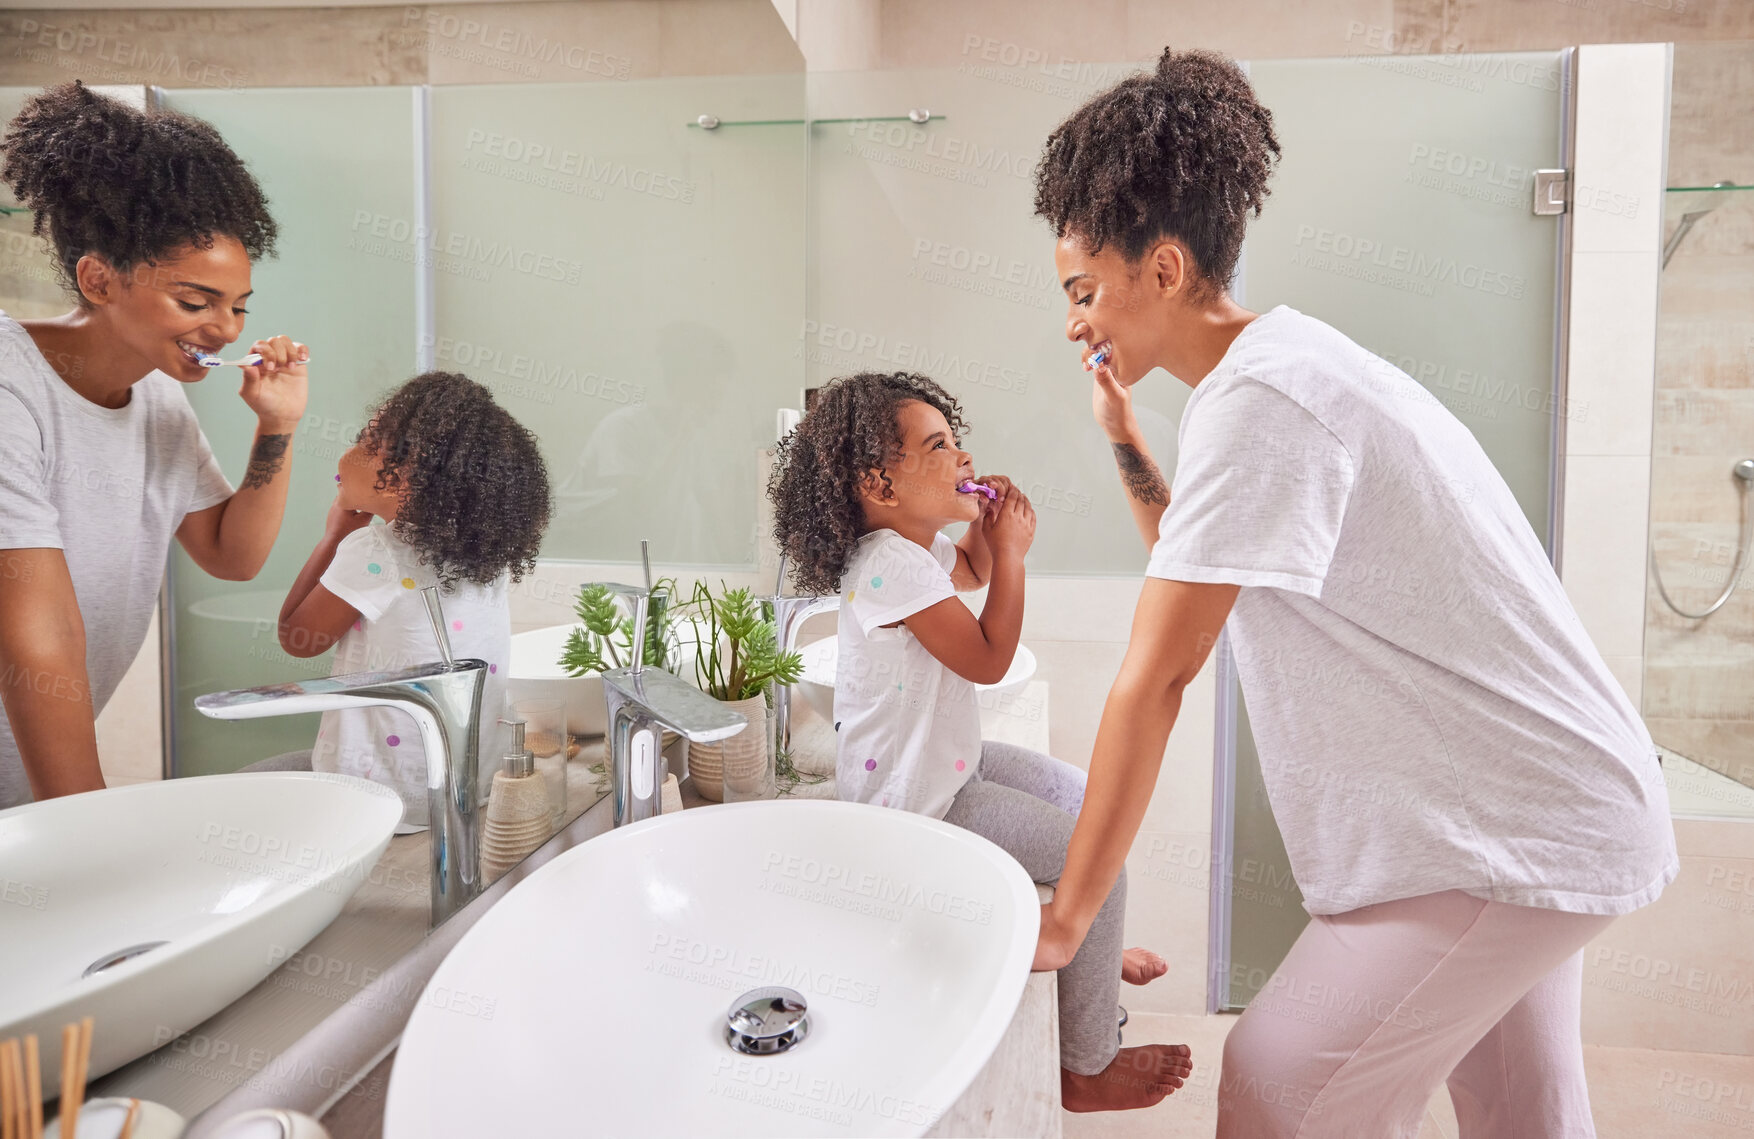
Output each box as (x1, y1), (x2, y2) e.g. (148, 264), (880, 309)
(795, 638), (1038, 723)
(385, 799), (1039, 1137)
(0, 773), (400, 1100)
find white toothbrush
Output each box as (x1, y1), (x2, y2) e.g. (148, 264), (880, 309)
(196, 351), (311, 369)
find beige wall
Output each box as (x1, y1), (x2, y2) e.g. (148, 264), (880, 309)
(1644, 40), (1754, 791)
(0, 0), (803, 88)
(6, 0), (1754, 90)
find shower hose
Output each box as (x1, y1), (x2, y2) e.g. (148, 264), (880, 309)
(1650, 458), (1754, 620)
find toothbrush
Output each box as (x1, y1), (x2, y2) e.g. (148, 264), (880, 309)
(957, 480), (998, 500)
(1088, 343), (1112, 370)
(195, 351), (311, 369)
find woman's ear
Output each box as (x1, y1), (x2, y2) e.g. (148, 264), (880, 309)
(1149, 240), (1189, 297)
(74, 253), (120, 307)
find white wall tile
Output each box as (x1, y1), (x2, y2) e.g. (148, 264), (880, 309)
(1566, 251), (1659, 458)
(1572, 43), (1671, 255)
(1561, 455), (1654, 660)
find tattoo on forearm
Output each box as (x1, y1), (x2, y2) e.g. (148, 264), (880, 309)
(1112, 443), (1170, 506)
(241, 433), (292, 491)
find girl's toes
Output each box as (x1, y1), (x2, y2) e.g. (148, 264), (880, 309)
(1121, 946), (1168, 985)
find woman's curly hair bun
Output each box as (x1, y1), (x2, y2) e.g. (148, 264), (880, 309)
(1, 80), (277, 298)
(1033, 47), (1280, 294)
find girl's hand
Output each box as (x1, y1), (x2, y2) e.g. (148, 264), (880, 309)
(985, 481), (1036, 562)
(1032, 902), (1078, 972)
(1090, 356), (1139, 442)
(968, 475), (1015, 529)
(239, 335), (309, 432)
(325, 494), (372, 540)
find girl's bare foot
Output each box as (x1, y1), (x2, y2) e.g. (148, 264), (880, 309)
(1121, 946), (1167, 985)
(1062, 1043), (1194, 1112)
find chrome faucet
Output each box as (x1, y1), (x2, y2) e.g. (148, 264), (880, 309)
(763, 554), (839, 758)
(591, 583), (746, 825)
(194, 588), (487, 928)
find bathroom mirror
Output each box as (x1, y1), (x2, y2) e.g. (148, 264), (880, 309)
(1643, 40), (1754, 821)
(0, 7), (808, 935)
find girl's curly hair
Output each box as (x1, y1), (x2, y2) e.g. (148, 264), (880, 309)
(361, 372), (552, 588)
(1033, 47), (1279, 296)
(766, 372), (969, 597)
(0, 80), (278, 299)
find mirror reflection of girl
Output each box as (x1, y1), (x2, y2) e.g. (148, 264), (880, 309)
(767, 372), (1192, 1112)
(277, 372), (551, 831)
(0, 81), (308, 808)
(1034, 48), (1676, 1137)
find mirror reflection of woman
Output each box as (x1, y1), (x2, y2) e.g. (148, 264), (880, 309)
(1032, 49), (1677, 1137)
(0, 81), (308, 807)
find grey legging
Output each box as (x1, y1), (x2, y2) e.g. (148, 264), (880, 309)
(941, 740), (1125, 1077)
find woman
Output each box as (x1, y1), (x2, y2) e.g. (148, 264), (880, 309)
(1028, 49), (1677, 1136)
(0, 81), (308, 808)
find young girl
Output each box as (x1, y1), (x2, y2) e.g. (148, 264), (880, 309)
(279, 371), (551, 832)
(767, 371), (1192, 1112)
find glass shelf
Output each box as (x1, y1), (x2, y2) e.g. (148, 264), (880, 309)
(1663, 181), (1753, 230)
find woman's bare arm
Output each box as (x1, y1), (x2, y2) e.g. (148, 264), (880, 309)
(0, 548), (104, 798)
(1033, 577), (1238, 969)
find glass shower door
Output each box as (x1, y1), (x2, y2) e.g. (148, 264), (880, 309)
(427, 74), (807, 567)
(160, 86), (420, 776)
(1216, 49), (1570, 1008)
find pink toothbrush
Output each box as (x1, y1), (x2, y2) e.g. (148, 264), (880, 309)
(957, 480), (998, 500)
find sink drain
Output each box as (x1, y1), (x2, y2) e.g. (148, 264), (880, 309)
(725, 986), (809, 1055)
(83, 941), (170, 979)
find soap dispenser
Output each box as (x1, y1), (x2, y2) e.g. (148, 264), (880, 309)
(480, 718), (553, 883)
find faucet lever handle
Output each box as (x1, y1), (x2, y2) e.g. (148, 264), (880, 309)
(421, 586), (456, 667)
(587, 581), (670, 676)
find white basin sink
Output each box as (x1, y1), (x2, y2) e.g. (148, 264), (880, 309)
(795, 638), (1038, 723)
(0, 773), (400, 1098)
(508, 622), (607, 736)
(386, 800), (1039, 1137)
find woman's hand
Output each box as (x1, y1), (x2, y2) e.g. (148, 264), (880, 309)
(239, 334), (309, 432)
(1032, 901), (1079, 972)
(1090, 356), (1139, 442)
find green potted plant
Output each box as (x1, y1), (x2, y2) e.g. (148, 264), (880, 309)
(674, 580), (803, 802)
(558, 578), (679, 678)
(553, 580), (679, 782)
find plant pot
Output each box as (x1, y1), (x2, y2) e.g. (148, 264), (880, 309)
(686, 693), (770, 803)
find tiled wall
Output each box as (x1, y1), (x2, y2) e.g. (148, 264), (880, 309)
(1644, 40), (1754, 792)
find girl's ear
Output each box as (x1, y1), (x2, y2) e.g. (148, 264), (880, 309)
(856, 468), (896, 511)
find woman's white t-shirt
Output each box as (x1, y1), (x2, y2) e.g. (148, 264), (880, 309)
(834, 529), (981, 819)
(313, 521), (511, 831)
(1148, 305), (1677, 917)
(0, 314), (233, 809)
